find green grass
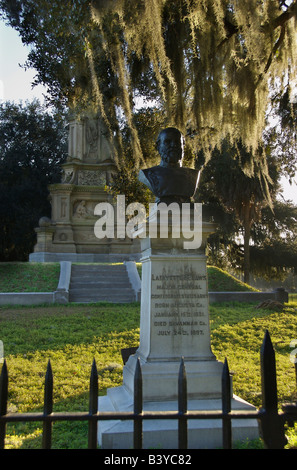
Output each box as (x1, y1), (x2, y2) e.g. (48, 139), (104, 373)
(0, 263), (60, 292)
(1, 299), (297, 449)
(207, 266), (258, 292)
(0, 302), (140, 449)
(136, 263), (258, 292)
(0, 262), (255, 295)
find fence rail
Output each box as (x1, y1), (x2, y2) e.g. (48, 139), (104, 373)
(1, 329), (297, 449)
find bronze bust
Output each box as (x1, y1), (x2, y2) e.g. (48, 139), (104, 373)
(138, 127), (200, 204)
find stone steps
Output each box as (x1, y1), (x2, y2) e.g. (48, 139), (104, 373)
(69, 264), (136, 303)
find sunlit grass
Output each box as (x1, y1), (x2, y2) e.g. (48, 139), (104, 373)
(0, 300), (297, 448)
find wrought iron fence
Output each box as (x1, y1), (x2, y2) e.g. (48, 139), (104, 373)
(0, 329), (297, 450)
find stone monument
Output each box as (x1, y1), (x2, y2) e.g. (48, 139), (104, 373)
(98, 128), (259, 448)
(30, 114), (140, 262)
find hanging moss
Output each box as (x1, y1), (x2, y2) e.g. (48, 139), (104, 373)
(3, 1), (296, 176)
(86, 0), (297, 176)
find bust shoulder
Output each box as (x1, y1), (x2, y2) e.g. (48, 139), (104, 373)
(138, 166), (200, 203)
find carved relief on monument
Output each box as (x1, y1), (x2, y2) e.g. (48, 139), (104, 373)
(74, 231), (98, 243)
(73, 200), (96, 219)
(68, 115), (115, 164)
(77, 170), (106, 186)
(85, 119), (99, 161)
(85, 116), (114, 163)
(59, 232), (68, 241)
(61, 169), (76, 184)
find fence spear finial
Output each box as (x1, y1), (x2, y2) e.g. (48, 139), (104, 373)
(259, 330), (287, 449)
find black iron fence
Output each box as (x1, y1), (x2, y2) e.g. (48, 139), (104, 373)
(0, 329), (297, 450)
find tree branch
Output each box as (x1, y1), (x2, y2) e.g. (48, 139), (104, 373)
(264, 25), (286, 75)
(218, 0), (297, 50)
(271, 1), (297, 30)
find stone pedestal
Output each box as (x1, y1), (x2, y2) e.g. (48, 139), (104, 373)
(30, 115), (140, 261)
(98, 207), (259, 448)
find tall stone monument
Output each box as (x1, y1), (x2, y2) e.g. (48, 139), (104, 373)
(98, 128), (259, 448)
(30, 114), (139, 262)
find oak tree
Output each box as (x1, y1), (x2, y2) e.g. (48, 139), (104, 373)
(1, 0), (297, 176)
(0, 100), (68, 260)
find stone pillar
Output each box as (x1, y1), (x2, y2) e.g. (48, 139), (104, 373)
(34, 225), (56, 253)
(274, 287), (289, 303)
(122, 207), (223, 401)
(32, 217), (55, 253)
(98, 206), (259, 448)
(68, 120), (84, 160)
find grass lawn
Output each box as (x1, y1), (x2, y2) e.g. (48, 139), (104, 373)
(137, 263), (257, 292)
(207, 266), (258, 291)
(0, 262), (255, 296)
(0, 261), (258, 294)
(1, 299), (297, 449)
(0, 263), (60, 292)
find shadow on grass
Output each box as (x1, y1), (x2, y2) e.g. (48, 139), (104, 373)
(4, 368), (122, 449)
(5, 390), (264, 450)
(5, 391), (91, 449)
(2, 300), (296, 449)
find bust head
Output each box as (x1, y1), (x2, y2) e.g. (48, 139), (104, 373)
(156, 127), (185, 168)
(138, 126), (199, 204)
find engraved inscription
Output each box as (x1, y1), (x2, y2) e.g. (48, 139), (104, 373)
(151, 266), (209, 340)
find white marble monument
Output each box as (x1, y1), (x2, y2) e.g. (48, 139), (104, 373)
(98, 206), (259, 448)
(98, 128), (259, 448)
(30, 114), (140, 262)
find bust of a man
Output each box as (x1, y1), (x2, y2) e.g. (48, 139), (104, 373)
(138, 127), (200, 204)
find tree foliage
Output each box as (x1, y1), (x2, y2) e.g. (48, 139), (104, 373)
(197, 137), (297, 281)
(250, 200), (297, 279)
(198, 139), (276, 282)
(1, 0), (297, 173)
(265, 82), (297, 181)
(0, 100), (68, 260)
(107, 106), (165, 208)
(1, 1), (297, 276)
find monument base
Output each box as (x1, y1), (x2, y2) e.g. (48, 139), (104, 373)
(98, 388), (259, 449)
(97, 213), (259, 448)
(122, 355), (224, 401)
(29, 251), (141, 263)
